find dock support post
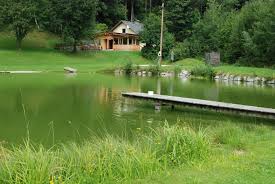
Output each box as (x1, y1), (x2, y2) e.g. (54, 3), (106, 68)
(171, 105), (175, 110)
(155, 102), (161, 111)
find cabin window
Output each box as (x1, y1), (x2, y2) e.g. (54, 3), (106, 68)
(129, 38), (133, 45)
(122, 29), (126, 33)
(119, 39), (123, 45)
(123, 38), (127, 45)
(114, 38), (118, 45)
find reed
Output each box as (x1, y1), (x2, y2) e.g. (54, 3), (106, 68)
(0, 124), (210, 184)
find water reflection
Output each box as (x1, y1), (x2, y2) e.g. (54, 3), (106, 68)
(0, 74), (274, 145)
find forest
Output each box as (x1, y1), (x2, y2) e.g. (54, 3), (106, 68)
(0, 0), (274, 67)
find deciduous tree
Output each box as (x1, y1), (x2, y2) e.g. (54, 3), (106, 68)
(140, 13), (174, 60)
(46, 0), (98, 52)
(0, 0), (38, 50)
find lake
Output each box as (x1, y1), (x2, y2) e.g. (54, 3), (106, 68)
(0, 73), (274, 146)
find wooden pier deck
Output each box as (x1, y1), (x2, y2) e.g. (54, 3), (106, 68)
(122, 92), (275, 119)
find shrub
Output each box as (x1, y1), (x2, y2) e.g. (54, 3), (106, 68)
(123, 61), (133, 75)
(173, 65), (182, 75)
(191, 65), (215, 78)
(148, 65), (161, 75)
(149, 123), (210, 166)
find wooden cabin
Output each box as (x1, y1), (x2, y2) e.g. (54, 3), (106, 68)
(96, 21), (144, 51)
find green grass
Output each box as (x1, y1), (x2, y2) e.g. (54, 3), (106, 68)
(0, 122), (274, 184)
(138, 123), (275, 184)
(215, 65), (275, 79)
(0, 50), (149, 72)
(171, 59), (275, 79)
(1, 31), (274, 79)
(0, 31), (149, 72)
(0, 124), (210, 184)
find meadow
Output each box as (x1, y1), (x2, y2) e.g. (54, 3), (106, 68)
(0, 120), (274, 184)
(0, 31), (275, 183)
(0, 31), (274, 79)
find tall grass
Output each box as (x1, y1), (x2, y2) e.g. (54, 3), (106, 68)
(0, 122), (270, 183)
(212, 124), (247, 150)
(191, 65), (215, 78)
(0, 124), (210, 184)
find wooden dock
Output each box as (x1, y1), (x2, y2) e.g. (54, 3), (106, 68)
(122, 92), (275, 119)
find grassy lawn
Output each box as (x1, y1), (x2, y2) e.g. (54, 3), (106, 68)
(1, 31), (274, 79)
(137, 122), (275, 184)
(1, 121), (275, 184)
(0, 50), (149, 72)
(215, 65), (275, 79)
(0, 32), (275, 183)
(0, 31), (149, 72)
(172, 59), (275, 79)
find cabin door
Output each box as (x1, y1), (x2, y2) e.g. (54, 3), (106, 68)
(109, 40), (113, 49)
(104, 39), (108, 50)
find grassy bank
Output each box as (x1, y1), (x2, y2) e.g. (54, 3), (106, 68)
(0, 122), (274, 184)
(0, 50), (149, 73)
(0, 31), (149, 72)
(173, 59), (275, 79)
(0, 124), (210, 184)
(1, 31), (274, 78)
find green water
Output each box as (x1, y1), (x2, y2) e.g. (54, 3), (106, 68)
(0, 73), (274, 145)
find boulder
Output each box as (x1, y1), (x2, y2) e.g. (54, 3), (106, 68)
(222, 74), (229, 80)
(214, 75), (220, 80)
(233, 76), (242, 81)
(245, 77), (255, 83)
(267, 80), (275, 84)
(229, 75), (235, 80)
(64, 67), (77, 73)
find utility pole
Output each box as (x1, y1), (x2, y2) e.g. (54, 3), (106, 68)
(159, 2), (164, 65)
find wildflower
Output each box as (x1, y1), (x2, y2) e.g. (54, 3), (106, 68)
(49, 176), (54, 184)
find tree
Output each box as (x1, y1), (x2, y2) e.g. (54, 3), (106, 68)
(0, 0), (38, 50)
(97, 0), (127, 28)
(165, 0), (200, 41)
(226, 0), (275, 66)
(140, 13), (175, 60)
(46, 0), (98, 52)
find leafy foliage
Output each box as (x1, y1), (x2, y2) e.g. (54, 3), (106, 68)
(191, 65), (215, 78)
(165, 0), (200, 41)
(180, 0), (275, 67)
(0, 0), (38, 49)
(45, 0), (98, 52)
(140, 13), (175, 60)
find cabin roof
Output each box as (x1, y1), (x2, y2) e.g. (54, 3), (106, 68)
(111, 20), (144, 34)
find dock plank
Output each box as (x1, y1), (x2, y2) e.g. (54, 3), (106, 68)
(122, 92), (275, 118)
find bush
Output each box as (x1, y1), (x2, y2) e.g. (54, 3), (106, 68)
(148, 123), (210, 166)
(123, 61), (133, 75)
(191, 65), (215, 78)
(173, 42), (190, 61)
(148, 64), (161, 75)
(173, 65), (182, 75)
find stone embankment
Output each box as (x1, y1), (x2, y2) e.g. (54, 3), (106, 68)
(115, 69), (275, 86)
(214, 74), (275, 85)
(115, 69), (191, 79)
